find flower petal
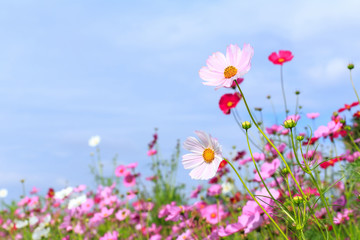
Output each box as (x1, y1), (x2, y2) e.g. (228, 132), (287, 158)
(182, 153), (204, 169)
(183, 136), (204, 152)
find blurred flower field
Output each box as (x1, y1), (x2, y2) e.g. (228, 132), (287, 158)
(0, 44), (359, 240)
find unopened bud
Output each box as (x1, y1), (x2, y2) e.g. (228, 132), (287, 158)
(242, 121), (252, 130)
(293, 196), (303, 205)
(348, 63), (354, 70)
(344, 126), (351, 131)
(284, 119), (297, 129)
(267, 95), (271, 99)
(295, 90), (300, 95)
(254, 107), (262, 111)
(281, 167), (289, 175)
(296, 135), (304, 141)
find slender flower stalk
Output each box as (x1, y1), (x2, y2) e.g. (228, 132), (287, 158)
(280, 65), (288, 117)
(224, 158), (289, 240)
(234, 79), (307, 199)
(245, 130), (295, 223)
(349, 65), (360, 104)
(296, 138), (339, 239)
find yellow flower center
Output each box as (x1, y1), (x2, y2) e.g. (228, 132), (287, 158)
(227, 102), (233, 107)
(278, 58), (285, 63)
(210, 213), (217, 218)
(203, 148), (215, 163)
(224, 66), (237, 79)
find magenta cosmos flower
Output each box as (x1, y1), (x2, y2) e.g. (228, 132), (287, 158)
(182, 131), (223, 180)
(268, 50), (293, 65)
(199, 44), (254, 89)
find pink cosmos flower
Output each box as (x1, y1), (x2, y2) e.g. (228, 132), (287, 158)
(30, 187), (39, 194)
(73, 184), (86, 192)
(306, 112), (320, 119)
(182, 131), (223, 180)
(126, 162), (138, 169)
(115, 209), (131, 221)
(254, 158), (281, 182)
(190, 185), (202, 198)
(207, 184), (222, 196)
(147, 149), (157, 156)
(268, 50), (293, 65)
(199, 44), (254, 89)
(100, 231), (118, 240)
(314, 121), (342, 138)
(240, 212), (263, 234)
(266, 124), (283, 135)
(218, 221), (244, 237)
(80, 198), (94, 213)
(177, 230), (194, 240)
(286, 114), (300, 122)
(100, 207), (114, 218)
(333, 209), (352, 225)
(123, 173), (136, 187)
(126, 190), (137, 200)
(202, 204), (226, 225)
(115, 165), (129, 177)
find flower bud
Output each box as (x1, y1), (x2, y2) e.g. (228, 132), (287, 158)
(284, 119), (297, 129)
(296, 135), (304, 141)
(295, 90), (300, 95)
(254, 107), (262, 111)
(281, 167), (289, 176)
(344, 126), (351, 131)
(293, 196), (303, 205)
(348, 63), (354, 70)
(242, 121), (252, 130)
(266, 95), (271, 99)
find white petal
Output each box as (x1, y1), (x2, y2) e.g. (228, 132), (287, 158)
(189, 162), (207, 179)
(183, 137), (204, 152)
(182, 153), (204, 169)
(195, 131), (211, 148)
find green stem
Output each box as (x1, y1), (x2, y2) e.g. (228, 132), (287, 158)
(349, 70), (360, 104)
(224, 158), (288, 240)
(234, 80), (307, 199)
(246, 131), (295, 223)
(280, 65), (288, 117)
(347, 132), (360, 152)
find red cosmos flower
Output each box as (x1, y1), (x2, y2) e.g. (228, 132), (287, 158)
(218, 159), (228, 169)
(353, 111), (360, 118)
(268, 50), (294, 65)
(320, 157), (342, 169)
(338, 101), (359, 112)
(219, 93), (241, 114)
(302, 137), (319, 146)
(47, 188), (55, 199)
(233, 150), (246, 161)
(230, 192), (241, 204)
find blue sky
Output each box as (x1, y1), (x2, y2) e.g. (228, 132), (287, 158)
(1, 0), (360, 200)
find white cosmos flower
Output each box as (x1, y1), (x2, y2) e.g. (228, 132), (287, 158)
(182, 131), (222, 180)
(14, 219), (28, 229)
(0, 188), (8, 198)
(32, 226), (50, 240)
(54, 187), (73, 200)
(68, 194), (87, 209)
(88, 135), (101, 147)
(29, 216), (39, 226)
(222, 182), (234, 194)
